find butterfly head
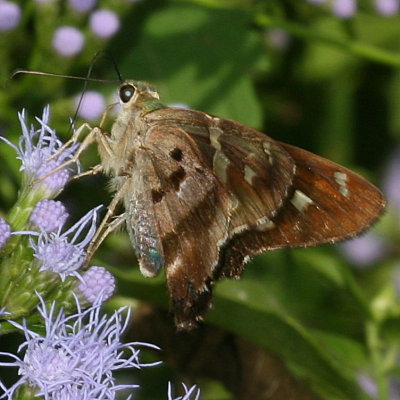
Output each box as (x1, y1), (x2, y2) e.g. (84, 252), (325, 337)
(118, 80), (164, 114)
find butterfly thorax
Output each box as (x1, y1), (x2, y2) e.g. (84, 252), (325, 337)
(100, 80), (167, 184)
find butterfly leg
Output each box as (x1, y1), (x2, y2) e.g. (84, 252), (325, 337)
(84, 179), (131, 264)
(98, 102), (118, 129)
(32, 125), (103, 186)
(70, 164), (104, 181)
(84, 213), (126, 266)
(46, 122), (93, 162)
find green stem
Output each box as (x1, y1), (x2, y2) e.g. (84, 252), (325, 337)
(366, 321), (390, 400)
(257, 14), (400, 67)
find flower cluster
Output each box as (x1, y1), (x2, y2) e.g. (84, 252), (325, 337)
(306, 0), (399, 18)
(0, 108), (201, 399)
(0, 0), (131, 39)
(1, 107), (78, 198)
(0, 107), (116, 321)
(0, 295), (188, 400)
(0, 296), (200, 400)
(0, 1), (145, 122)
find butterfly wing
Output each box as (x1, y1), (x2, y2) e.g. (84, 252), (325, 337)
(129, 123), (233, 329)
(217, 143), (386, 279)
(146, 108), (296, 233)
(144, 108), (385, 327)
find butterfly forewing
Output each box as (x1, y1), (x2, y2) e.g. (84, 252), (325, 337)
(146, 108), (296, 232)
(133, 123), (232, 329)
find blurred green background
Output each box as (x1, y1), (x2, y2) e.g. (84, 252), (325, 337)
(1, 0), (400, 399)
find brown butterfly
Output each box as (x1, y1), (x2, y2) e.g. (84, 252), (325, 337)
(78, 80), (385, 330)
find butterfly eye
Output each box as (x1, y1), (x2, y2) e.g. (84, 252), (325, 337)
(119, 84), (135, 103)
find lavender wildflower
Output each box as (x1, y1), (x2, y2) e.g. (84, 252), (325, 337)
(331, 0), (357, 18)
(357, 373), (378, 398)
(306, 0), (326, 4)
(0, 296), (161, 399)
(76, 91), (106, 121)
(0, 308), (8, 317)
(266, 28), (291, 51)
(89, 10), (120, 39)
(77, 266), (116, 303)
(383, 145), (400, 213)
(375, 0), (399, 15)
(0, 218), (11, 250)
(0, 106), (78, 198)
(30, 200), (69, 233)
(68, 0), (96, 13)
(30, 206), (102, 280)
(52, 26), (85, 57)
(339, 232), (387, 267)
(168, 383), (201, 400)
(0, 1), (21, 32)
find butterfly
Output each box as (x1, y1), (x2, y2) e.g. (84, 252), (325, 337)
(84, 80), (386, 330)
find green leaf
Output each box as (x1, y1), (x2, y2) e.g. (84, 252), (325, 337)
(207, 277), (369, 400)
(115, 1), (267, 126)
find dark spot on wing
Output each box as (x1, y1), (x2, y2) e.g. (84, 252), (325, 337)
(151, 189), (164, 203)
(170, 148), (183, 162)
(169, 166), (186, 191)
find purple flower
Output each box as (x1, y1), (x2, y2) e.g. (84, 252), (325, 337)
(76, 91), (106, 121)
(0, 1), (21, 32)
(52, 26), (84, 57)
(0, 218), (11, 249)
(0, 107), (78, 197)
(383, 145), (400, 213)
(375, 0), (399, 15)
(0, 307), (9, 317)
(168, 383), (201, 400)
(30, 206), (102, 280)
(30, 200), (69, 233)
(357, 373), (378, 397)
(332, 0), (357, 18)
(89, 10), (120, 39)
(68, 0), (96, 13)
(390, 377), (400, 400)
(339, 232), (387, 267)
(78, 266), (116, 303)
(266, 28), (291, 51)
(0, 296), (161, 399)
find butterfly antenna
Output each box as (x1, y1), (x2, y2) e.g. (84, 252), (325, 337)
(9, 69), (118, 83)
(71, 51), (122, 127)
(93, 50), (124, 82)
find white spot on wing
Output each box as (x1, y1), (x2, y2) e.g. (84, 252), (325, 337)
(167, 257), (182, 277)
(334, 171), (349, 197)
(255, 217), (275, 231)
(230, 216), (275, 236)
(263, 142), (274, 165)
(213, 151), (230, 183)
(210, 127), (222, 151)
(244, 165), (257, 186)
(290, 190), (314, 212)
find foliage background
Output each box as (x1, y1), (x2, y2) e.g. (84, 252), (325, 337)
(1, 0), (400, 399)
